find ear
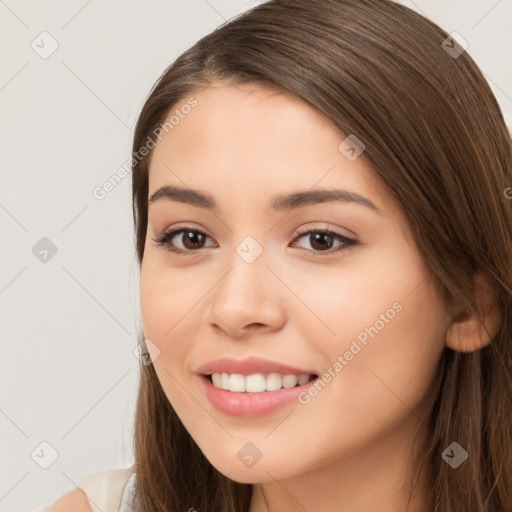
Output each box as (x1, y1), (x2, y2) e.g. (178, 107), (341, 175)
(445, 272), (502, 353)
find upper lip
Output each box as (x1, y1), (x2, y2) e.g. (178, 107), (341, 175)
(196, 356), (317, 376)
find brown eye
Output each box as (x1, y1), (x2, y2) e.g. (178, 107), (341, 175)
(152, 226), (357, 257)
(292, 229), (356, 255)
(180, 230), (207, 250)
(151, 228), (215, 254)
(308, 232), (335, 251)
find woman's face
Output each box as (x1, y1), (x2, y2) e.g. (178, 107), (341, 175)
(139, 82), (451, 485)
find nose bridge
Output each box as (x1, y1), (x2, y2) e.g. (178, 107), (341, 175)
(235, 234), (266, 266)
(207, 232), (285, 333)
(220, 234), (269, 301)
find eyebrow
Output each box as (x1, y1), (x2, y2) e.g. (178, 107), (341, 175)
(148, 185), (380, 213)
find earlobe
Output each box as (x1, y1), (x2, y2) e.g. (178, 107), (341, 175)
(445, 272), (502, 353)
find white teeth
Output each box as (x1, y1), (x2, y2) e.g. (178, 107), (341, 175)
(282, 375), (298, 388)
(266, 373), (282, 391)
(298, 374), (310, 385)
(246, 373), (266, 392)
(210, 372), (314, 392)
(221, 372), (230, 390)
(229, 373), (245, 392)
(211, 373), (223, 388)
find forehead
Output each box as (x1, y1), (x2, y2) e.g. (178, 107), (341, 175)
(147, 82), (394, 215)
(153, 81), (342, 156)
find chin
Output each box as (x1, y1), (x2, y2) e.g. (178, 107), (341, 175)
(221, 467), (278, 485)
(205, 451), (293, 484)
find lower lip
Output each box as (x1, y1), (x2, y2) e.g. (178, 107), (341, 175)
(198, 375), (318, 418)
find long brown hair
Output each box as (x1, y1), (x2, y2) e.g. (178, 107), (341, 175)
(130, 1), (512, 510)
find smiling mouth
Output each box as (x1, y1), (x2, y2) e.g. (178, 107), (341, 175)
(205, 372), (318, 393)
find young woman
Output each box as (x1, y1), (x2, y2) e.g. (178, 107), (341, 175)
(41, 0), (512, 511)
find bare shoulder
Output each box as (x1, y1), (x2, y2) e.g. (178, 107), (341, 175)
(46, 487), (92, 512)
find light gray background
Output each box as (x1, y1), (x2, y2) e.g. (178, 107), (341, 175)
(1, 1), (511, 510)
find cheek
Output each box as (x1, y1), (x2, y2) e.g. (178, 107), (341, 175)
(139, 258), (211, 370)
(140, 264), (166, 341)
(285, 249), (412, 347)
(139, 261), (198, 409)
(318, 268), (446, 427)
(139, 259), (182, 360)
(140, 257), (192, 336)
(305, 245), (447, 409)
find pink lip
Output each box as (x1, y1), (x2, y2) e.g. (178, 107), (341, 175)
(196, 356), (317, 376)
(197, 374), (318, 418)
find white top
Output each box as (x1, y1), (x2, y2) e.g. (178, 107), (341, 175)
(118, 472), (137, 512)
(27, 467), (135, 512)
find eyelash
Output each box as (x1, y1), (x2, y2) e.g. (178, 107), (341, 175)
(151, 226), (357, 256)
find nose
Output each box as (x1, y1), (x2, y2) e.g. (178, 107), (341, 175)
(206, 246), (286, 339)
